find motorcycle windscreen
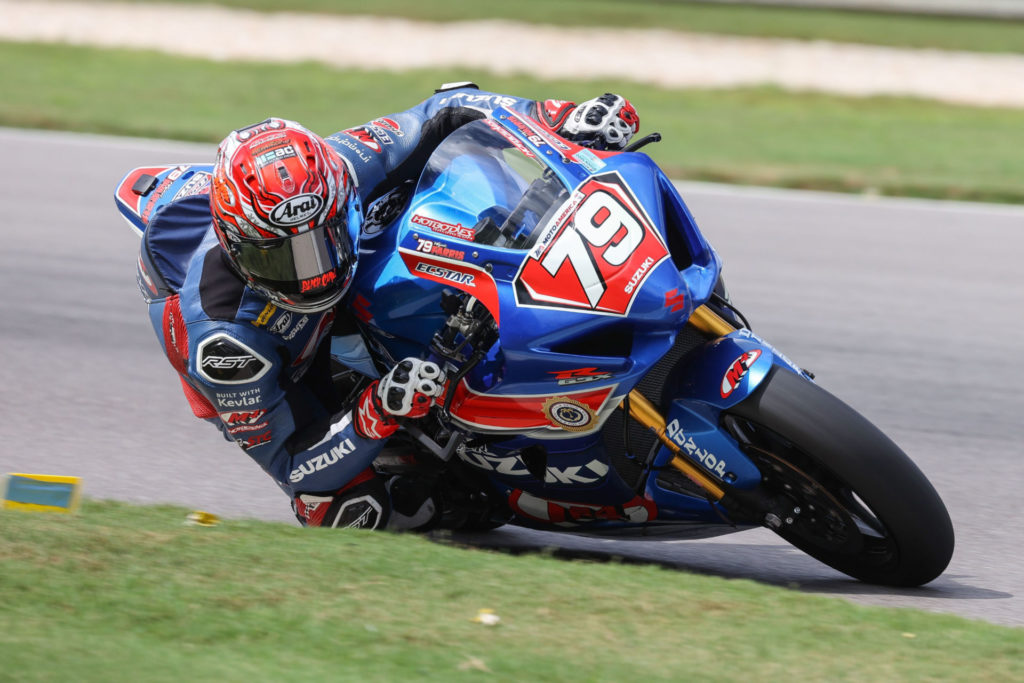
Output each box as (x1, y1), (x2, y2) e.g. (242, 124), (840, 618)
(412, 119), (569, 250)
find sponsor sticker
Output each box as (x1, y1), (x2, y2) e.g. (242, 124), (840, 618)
(414, 262), (475, 286)
(720, 349), (763, 398)
(458, 445), (611, 485)
(514, 172), (669, 316)
(542, 396), (597, 432)
(549, 368), (613, 386)
(215, 387), (262, 408)
(300, 270), (338, 293)
(220, 409), (269, 434)
(172, 171), (212, 200)
(372, 117), (404, 136)
(268, 310), (293, 335)
(411, 213), (476, 241)
(254, 144), (296, 168)
(269, 193), (323, 226)
(252, 302), (277, 328)
(573, 148), (606, 174)
(327, 133), (373, 164)
(483, 118), (536, 158)
(197, 333), (271, 384)
(667, 419), (728, 477)
(415, 237), (465, 260)
(665, 288), (686, 313)
(289, 439), (356, 483)
(140, 168), (185, 223)
(438, 93), (517, 108)
(509, 490), (656, 525)
(283, 315), (310, 341)
(342, 127), (383, 153)
(218, 395), (259, 408)
(236, 431), (272, 451)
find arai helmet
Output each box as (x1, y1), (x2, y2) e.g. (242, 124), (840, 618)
(211, 118), (354, 313)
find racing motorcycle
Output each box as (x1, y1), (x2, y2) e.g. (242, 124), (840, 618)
(116, 107), (954, 587)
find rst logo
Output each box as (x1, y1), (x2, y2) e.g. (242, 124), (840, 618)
(202, 355), (257, 370)
(197, 334), (270, 384)
(514, 173), (669, 316)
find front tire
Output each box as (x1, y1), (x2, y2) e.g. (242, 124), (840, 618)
(725, 367), (954, 586)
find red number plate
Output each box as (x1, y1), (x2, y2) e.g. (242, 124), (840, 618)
(514, 173), (669, 316)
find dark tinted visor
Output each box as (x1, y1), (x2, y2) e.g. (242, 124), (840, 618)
(228, 218), (352, 307)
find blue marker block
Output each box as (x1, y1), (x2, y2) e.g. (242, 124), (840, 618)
(3, 474), (82, 513)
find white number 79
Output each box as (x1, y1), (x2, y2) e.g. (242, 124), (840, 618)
(540, 191), (644, 307)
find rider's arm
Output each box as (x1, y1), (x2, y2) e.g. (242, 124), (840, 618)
(325, 85), (639, 205)
(181, 321), (445, 502)
(181, 320), (385, 499)
(324, 86), (532, 205)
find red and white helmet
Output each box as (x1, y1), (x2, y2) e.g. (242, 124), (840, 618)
(211, 118), (355, 313)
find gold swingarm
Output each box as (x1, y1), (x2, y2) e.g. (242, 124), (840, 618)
(621, 304), (737, 501)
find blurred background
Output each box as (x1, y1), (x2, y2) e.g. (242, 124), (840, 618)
(4, 0), (1024, 201)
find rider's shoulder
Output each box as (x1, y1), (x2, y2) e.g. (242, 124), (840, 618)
(142, 195), (216, 296)
(146, 194), (213, 253)
(187, 316), (280, 389)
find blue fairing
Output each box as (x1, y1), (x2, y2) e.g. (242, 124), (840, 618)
(348, 109), (811, 533)
(353, 112), (726, 446)
(644, 332), (811, 521)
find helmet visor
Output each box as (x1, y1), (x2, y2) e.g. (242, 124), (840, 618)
(228, 218), (352, 310)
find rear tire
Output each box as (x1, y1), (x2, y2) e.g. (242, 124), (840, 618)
(726, 368), (954, 586)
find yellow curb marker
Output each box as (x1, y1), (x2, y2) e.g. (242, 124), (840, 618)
(2, 473), (82, 514)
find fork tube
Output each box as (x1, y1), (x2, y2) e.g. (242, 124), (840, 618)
(624, 390), (726, 501)
(687, 304), (736, 337)
(619, 304), (737, 501)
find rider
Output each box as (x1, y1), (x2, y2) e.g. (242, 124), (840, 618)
(137, 84), (640, 530)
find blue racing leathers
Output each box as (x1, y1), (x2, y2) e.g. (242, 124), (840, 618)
(139, 85), (577, 527)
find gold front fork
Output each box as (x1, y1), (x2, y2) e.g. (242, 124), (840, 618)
(687, 304), (737, 337)
(622, 304), (736, 501)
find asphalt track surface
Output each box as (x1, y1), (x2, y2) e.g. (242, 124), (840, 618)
(1, 128), (1021, 627)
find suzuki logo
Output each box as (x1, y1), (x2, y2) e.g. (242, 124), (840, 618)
(665, 288), (685, 313)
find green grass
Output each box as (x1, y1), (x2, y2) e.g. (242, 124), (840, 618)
(4, 41), (1024, 203)
(108, 0), (1024, 53)
(0, 500), (1020, 681)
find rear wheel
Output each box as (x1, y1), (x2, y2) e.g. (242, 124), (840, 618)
(725, 368), (954, 586)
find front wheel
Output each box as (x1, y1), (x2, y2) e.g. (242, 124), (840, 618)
(724, 368), (954, 586)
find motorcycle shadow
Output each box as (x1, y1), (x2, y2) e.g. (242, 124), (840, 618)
(433, 526), (1005, 601)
